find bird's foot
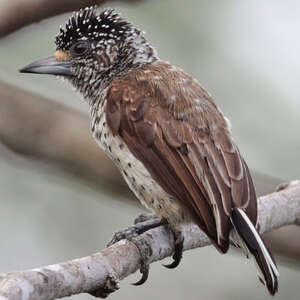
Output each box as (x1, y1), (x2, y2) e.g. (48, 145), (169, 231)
(107, 215), (167, 285)
(163, 228), (184, 269)
(107, 215), (166, 246)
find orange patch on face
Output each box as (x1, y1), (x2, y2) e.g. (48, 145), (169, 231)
(54, 50), (70, 61)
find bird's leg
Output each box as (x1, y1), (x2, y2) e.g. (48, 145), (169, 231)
(107, 214), (168, 285)
(163, 228), (184, 269)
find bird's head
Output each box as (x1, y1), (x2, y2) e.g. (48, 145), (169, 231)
(20, 6), (157, 98)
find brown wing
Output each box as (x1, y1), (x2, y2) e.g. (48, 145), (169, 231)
(106, 61), (257, 253)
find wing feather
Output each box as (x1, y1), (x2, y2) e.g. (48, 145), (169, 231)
(187, 142), (230, 249)
(153, 126), (217, 238)
(106, 62), (257, 251)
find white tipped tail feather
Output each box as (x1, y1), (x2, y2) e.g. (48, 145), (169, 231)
(231, 208), (279, 295)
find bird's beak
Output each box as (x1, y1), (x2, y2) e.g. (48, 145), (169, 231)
(19, 56), (73, 76)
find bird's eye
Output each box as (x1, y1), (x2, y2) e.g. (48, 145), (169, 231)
(70, 40), (90, 57)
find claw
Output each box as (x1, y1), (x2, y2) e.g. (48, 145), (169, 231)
(132, 262), (149, 286)
(163, 253), (182, 269)
(163, 231), (184, 269)
(107, 227), (138, 248)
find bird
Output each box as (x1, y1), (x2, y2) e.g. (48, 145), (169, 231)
(20, 6), (279, 295)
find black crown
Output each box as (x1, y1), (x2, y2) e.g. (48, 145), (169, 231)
(56, 7), (133, 50)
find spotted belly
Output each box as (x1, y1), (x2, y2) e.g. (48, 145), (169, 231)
(91, 109), (191, 226)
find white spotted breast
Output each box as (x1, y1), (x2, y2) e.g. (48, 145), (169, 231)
(90, 97), (192, 226)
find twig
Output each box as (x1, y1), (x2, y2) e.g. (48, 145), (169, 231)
(0, 182), (300, 300)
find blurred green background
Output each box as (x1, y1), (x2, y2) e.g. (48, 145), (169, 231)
(0, 0), (300, 299)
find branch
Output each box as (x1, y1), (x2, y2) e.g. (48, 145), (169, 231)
(1, 182), (299, 300)
(0, 0), (143, 38)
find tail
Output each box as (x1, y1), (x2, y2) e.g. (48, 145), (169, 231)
(231, 208), (279, 295)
